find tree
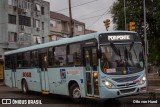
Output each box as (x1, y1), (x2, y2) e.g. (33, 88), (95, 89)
(110, 0), (160, 64)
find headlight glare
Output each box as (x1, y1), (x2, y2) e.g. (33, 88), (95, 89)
(142, 76), (146, 81)
(139, 76), (146, 85)
(104, 80), (113, 89)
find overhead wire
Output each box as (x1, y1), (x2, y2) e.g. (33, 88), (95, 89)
(78, 13), (111, 21)
(55, 0), (99, 12)
(75, 7), (108, 19)
(87, 10), (110, 29)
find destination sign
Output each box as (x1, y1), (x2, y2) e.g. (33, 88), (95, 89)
(108, 35), (131, 41)
(99, 33), (140, 44)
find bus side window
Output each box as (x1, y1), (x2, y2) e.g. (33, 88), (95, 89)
(22, 52), (30, 68)
(35, 51), (38, 67)
(67, 44), (74, 66)
(17, 53), (22, 68)
(54, 46), (66, 66)
(68, 43), (82, 66)
(5, 55), (11, 70)
(11, 54), (17, 69)
(38, 48), (48, 71)
(31, 51), (38, 67)
(48, 47), (54, 67)
(31, 51), (34, 67)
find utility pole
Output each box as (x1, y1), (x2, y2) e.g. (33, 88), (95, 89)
(144, 0), (147, 73)
(69, 0), (74, 37)
(124, 0), (127, 30)
(143, 0), (148, 90)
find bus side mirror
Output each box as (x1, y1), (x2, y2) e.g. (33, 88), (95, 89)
(98, 49), (102, 59)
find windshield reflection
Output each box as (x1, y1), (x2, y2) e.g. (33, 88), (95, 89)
(100, 43), (144, 75)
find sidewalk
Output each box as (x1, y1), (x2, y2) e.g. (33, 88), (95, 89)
(148, 72), (160, 86)
(0, 81), (4, 86)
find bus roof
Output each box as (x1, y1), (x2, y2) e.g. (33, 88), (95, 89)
(4, 31), (136, 55)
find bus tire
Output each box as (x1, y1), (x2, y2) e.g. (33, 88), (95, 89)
(69, 83), (82, 102)
(22, 80), (29, 94)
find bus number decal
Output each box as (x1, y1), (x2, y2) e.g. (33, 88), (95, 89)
(22, 72), (32, 77)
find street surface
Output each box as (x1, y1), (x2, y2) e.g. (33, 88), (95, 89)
(0, 85), (160, 107)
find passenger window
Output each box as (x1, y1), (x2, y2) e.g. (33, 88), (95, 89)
(17, 53), (22, 68)
(5, 56), (11, 69)
(68, 43), (81, 66)
(54, 46), (66, 66)
(48, 47), (54, 67)
(22, 52), (30, 68)
(31, 51), (38, 67)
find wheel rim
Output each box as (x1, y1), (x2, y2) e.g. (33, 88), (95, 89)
(73, 88), (81, 98)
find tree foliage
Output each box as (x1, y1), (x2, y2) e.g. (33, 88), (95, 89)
(110, 0), (160, 64)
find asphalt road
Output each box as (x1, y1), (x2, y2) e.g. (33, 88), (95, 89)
(0, 85), (160, 107)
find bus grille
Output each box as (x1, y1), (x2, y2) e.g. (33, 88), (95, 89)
(120, 88), (136, 94)
(117, 83), (136, 87)
(112, 75), (140, 82)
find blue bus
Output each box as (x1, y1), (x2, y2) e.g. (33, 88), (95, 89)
(4, 31), (146, 101)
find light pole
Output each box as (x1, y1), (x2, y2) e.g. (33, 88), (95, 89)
(143, 0), (147, 73)
(69, 0), (74, 37)
(143, 0), (148, 90)
(124, 0), (127, 30)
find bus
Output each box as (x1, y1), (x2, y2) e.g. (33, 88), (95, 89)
(0, 59), (4, 81)
(4, 31), (146, 101)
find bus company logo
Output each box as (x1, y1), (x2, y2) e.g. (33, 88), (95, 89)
(2, 99), (11, 104)
(60, 69), (66, 79)
(22, 72), (32, 77)
(125, 83), (129, 87)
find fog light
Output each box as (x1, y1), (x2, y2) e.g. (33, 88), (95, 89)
(140, 87), (146, 91)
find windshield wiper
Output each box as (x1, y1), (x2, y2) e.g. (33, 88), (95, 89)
(129, 42), (134, 51)
(128, 42), (139, 65)
(110, 43), (121, 59)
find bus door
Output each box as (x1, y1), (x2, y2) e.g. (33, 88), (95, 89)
(11, 55), (17, 87)
(39, 50), (49, 92)
(0, 61), (4, 81)
(84, 47), (99, 97)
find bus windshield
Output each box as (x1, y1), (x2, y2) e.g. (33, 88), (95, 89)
(100, 43), (144, 75)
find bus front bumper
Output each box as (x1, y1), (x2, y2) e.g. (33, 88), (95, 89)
(100, 83), (147, 99)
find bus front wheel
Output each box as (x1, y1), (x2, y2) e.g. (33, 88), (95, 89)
(69, 83), (82, 102)
(22, 80), (29, 94)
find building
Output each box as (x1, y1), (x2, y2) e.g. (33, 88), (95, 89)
(0, 0), (50, 51)
(50, 11), (85, 41)
(0, 0), (50, 80)
(85, 29), (97, 34)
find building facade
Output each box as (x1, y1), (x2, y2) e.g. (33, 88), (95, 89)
(0, 0), (50, 57)
(50, 11), (85, 41)
(0, 0), (50, 80)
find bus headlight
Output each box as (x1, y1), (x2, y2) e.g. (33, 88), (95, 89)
(103, 80), (113, 89)
(139, 76), (146, 85)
